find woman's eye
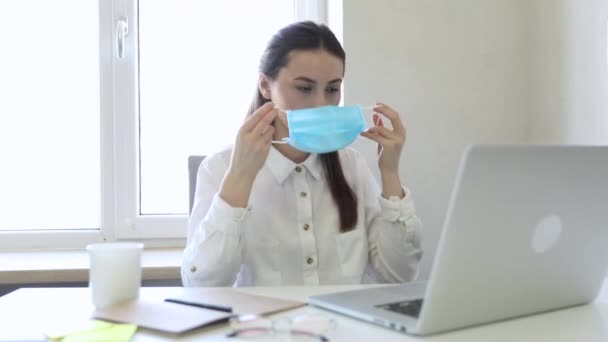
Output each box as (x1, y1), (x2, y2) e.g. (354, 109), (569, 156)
(296, 86), (313, 93)
(326, 87), (340, 94)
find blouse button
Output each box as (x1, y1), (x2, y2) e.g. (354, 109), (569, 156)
(295, 166), (302, 173)
(190, 266), (197, 273)
(300, 192), (307, 198)
(306, 257), (314, 265)
(303, 224), (310, 231)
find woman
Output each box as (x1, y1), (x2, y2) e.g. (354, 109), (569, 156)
(182, 21), (422, 287)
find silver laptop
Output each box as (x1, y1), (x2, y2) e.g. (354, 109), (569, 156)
(309, 145), (608, 335)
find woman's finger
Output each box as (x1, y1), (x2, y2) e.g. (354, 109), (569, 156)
(242, 102), (275, 132)
(251, 109), (277, 136)
(366, 125), (400, 140)
(374, 113), (384, 127)
(373, 103), (405, 136)
(360, 131), (391, 146)
(261, 125), (275, 142)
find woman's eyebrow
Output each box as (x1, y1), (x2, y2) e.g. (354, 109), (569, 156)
(293, 77), (343, 84)
(294, 76), (316, 83)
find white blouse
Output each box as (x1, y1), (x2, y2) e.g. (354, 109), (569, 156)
(181, 146), (423, 287)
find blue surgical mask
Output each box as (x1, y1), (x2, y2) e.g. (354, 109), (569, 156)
(273, 105), (369, 154)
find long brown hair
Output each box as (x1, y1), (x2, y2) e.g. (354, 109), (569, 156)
(248, 21), (357, 233)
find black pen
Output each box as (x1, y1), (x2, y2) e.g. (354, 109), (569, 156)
(164, 298), (233, 313)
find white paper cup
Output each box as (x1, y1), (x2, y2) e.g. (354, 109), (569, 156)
(86, 242), (144, 308)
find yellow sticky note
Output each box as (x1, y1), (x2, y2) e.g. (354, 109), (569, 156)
(60, 323), (137, 342)
(45, 320), (137, 342)
(46, 320), (113, 341)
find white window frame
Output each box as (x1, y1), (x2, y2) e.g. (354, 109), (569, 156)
(0, 0), (329, 250)
(0, 0), (115, 250)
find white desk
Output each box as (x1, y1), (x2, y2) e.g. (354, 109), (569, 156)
(1, 280), (608, 341)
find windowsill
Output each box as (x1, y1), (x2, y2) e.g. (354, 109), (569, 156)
(0, 248), (182, 285)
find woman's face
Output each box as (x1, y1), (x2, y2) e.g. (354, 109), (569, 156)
(262, 49), (344, 111)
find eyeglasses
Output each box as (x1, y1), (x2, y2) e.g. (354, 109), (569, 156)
(227, 313), (337, 341)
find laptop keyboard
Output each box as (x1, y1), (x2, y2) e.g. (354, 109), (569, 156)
(376, 298), (424, 318)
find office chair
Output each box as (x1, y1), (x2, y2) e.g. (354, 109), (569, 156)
(188, 155), (206, 214)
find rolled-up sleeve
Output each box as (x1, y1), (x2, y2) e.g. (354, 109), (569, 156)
(361, 161), (423, 283)
(181, 154), (250, 287)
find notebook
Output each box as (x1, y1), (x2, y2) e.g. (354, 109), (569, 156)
(93, 287), (305, 334)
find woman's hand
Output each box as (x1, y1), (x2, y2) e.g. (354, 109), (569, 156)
(229, 102), (277, 180)
(220, 102), (277, 207)
(360, 102), (407, 198)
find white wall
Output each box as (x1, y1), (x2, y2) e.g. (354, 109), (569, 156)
(529, 0), (608, 144)
(342, 0), (533, 278)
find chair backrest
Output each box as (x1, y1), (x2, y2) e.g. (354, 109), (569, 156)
(188, 155), (206, 214)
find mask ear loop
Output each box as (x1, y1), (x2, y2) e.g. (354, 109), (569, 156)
(359, 105), (380, 130)
(360, 105), (392, 130)
(361, 106), (384, 156)
(271, 106), (290, 144)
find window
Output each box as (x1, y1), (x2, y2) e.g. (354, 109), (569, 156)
(0, 0), (100, 231)
(0, 0), (330, 249)
(138, 1), (295, 215)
